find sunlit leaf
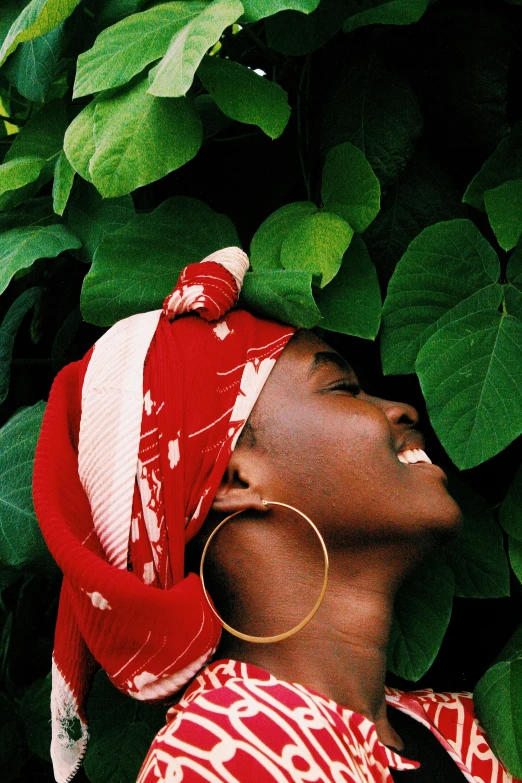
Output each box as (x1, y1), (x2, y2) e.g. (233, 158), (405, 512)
(321, 142), (380, 233)
(52, 150), (75, 216)
(0, 0), (81, 66)
(250, 202), (318, 270)
(240, 269), (322, 327)
(3, 22), (65, 102)
(241, 0), (319, 23)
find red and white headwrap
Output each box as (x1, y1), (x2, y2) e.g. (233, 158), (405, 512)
(33, 248), (296, 783)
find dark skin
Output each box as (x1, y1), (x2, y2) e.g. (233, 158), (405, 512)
(195, 330), (462, 751)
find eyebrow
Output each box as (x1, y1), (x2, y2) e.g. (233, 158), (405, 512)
(308, 351), (354, 378)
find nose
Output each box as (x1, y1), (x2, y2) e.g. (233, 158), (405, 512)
(362, 393), (419, 429)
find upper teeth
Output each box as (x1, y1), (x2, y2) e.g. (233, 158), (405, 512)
(397, 449), (432, 465)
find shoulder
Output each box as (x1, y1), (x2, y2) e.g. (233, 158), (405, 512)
(138, 668), (386, 783)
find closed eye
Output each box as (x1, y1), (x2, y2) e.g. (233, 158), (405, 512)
(329, 380), (361, 395)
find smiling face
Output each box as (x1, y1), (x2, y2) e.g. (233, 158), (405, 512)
(237, 329), (462, 547)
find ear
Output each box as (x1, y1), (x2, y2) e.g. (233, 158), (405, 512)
(212, 448), (267, 515)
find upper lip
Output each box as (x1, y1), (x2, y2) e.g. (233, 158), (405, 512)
(396, 434), (426, 455)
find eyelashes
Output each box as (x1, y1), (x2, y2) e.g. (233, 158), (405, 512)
(329, 380), (361, 396)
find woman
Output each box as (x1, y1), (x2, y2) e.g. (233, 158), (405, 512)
(33, 248), (515, 783)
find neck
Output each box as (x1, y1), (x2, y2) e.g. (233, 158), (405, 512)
(216, 537), (428, 748)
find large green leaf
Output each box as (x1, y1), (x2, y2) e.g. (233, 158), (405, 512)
(0, 403), (53, 570)
(52, 150), (75, 216)
(416, 311), (522, 470)
(148, 0), (244, 98)
(197, 56), (290, 139)
(484, 180), (522, 252)
(321, 55), (423, 188)
(89, 76), (202, 197)
(241, 0), (319, 23)
(474, 658), (522, 778)
(0, 156), (46, 198)
(73, 2), (208, 98)
(265, 0), (350, 56)
(280, 210), (353, 288)
(96, 0), (150, 26)
(342, 0), (429, 33)
(364, 152), (465, 284)
(444, 477), (510, 599)
(314, 235), (381, 338)
(321, 142), (381, 233)
(500, 464), (522, 540)
(388, 552), (455, 681)
(65, 182), (135, 264)
(0, 288), (42, 406)
(505, 244), (522, 322)
(81, 196), (239, 325)
(0, 223), (80, 296)
(240, 269), (322, 327)
(63, 98), (97, 184)
(84, 722), (156, 783)
(250, 202), (318, 270)
(0, 0), (81, 66)
(381, 219), (502, 375)
(3, 22), (65, 102)
(463, 121), (522, 211)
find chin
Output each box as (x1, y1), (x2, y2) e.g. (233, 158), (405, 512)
(427, 497), (464, 544)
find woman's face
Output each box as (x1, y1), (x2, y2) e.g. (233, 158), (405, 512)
(242, 329), (462, 547)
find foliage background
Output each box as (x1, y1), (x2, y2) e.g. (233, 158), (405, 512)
(1, 0), (522, 780)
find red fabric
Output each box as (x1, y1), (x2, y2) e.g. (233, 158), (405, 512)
(163, 261), (239, 322)
(33, 257), (295, 781)
(138, 660), (521, 783)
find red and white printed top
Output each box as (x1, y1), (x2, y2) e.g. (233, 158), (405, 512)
(137, 659), (519, 783)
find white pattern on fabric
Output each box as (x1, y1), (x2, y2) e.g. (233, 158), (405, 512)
(85, 591), (111, 610)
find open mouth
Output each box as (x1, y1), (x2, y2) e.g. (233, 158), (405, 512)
(397, 448), (432, 465)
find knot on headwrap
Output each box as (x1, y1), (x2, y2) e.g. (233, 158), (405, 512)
(163, 247), (249, 322)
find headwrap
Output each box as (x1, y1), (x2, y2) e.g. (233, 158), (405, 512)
(33, 248), (296, 783)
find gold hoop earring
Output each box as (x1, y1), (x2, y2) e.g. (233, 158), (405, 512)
(199, 500), (329, 644)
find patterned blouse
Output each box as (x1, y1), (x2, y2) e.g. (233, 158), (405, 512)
(137, 659), (518, 783)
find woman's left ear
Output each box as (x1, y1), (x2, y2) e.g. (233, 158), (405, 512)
(211, 450), (267, 515)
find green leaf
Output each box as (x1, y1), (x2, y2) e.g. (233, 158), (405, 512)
(0, 156), (46, 198)
(321, 142), (381, 233)
(65, 182), (135, 264)
(87, 670), (165, 744)
(495, 623), (522, 664)
(500, 463), (522, 540)
(281, 211), (354, 288)
(195, 94), (234, 139)
(364, 151), (465, 284)
(241, 0), (319, 23)
(505, 245), (522, 322)
(0, 0), (81, 67)
(96, 0), (150, 26)
(0, 99), (68, 211)
(63, 98), (97, 184)
(474, 658), (522, 778)
(52, 150), (75, 216)
(463, 121), (522, 211)
(381, 219), (502, 375)
(510, 536), (522, 585)
(0, 402), (53, 570)
(197, 56), (290, 139)
(314, 235), (381, 338)
(81, 196), (238, 326)
(250, 202), (318, 270)
(240, 269), (322, 328)
(343, 0), (430, 33)
(265, 0), (349, 56)
(416, 311), (522, 470)
(0, 223), (80, 296)
(84, 722), (156, 783)
(484, 180), (522, 252)
(320, 54), (423, 188)
(89, 76), (202, 198)
(444, 477), (510, 599)
(73, 2), (208, 98)
(0, 288), (42, 406)
(20, 673), (52, 761)
(148, 0), (244, 98)
(388, 552), (455, 681)
(3, 22), (65, 103)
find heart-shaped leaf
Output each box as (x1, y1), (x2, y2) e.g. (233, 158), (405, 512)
(381, 219), (502, 375)
(416, 311), (522, 469)
(463, 120), (522, 211)
(484, 180), (522, 252)
(314, 234), (382, 338)
(343, 0), (429, 34)
(321, 141), (380, 233)
(250, 202), (318, 270)
(240, 269), (322, 327)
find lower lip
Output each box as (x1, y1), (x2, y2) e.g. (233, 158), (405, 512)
(402, 462), (448, 481)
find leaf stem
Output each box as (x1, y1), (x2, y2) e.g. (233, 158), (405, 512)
(297, 55), (312, 200)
